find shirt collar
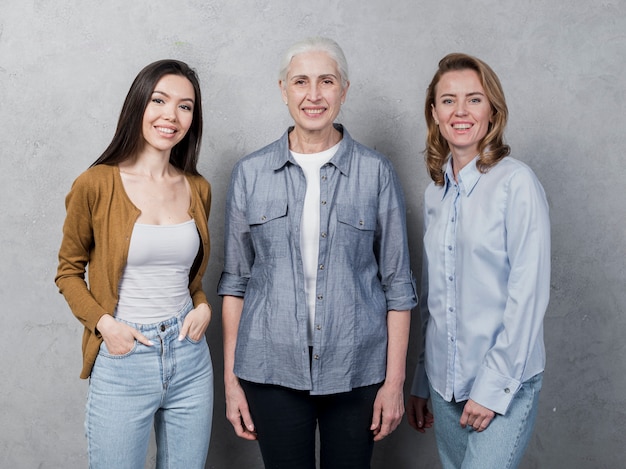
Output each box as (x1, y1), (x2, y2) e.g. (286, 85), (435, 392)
(442, 155), (482, 199)
(270, 123), (352, 176)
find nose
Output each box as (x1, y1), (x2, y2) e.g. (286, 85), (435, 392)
(163, 103), (178, 121)
(454, 101), (468, 116)
(307, 83), (321, 101)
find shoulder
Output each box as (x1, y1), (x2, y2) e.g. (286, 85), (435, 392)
(490, 157), (547, 199)
(239, 136), (284, 166)
(68, 164), (117, 195)
(345, 135), (398, 177)
(490, 156), (538, 181)
(186, 173), (211, 192)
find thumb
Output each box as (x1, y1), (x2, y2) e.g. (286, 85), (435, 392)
(370, 401), (382, 431)
(178, 319), (190, 341)
(134, 331), (153, 347)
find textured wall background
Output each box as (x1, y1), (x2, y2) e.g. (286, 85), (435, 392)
(1, 0), (624, 467)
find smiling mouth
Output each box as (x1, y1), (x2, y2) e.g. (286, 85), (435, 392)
(156, 127), (176, 134)
(452, 123), (472, 130)
(303, 108), (325, 115)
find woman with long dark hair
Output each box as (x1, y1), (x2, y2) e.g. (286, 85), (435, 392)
(55, 59), (213, 468)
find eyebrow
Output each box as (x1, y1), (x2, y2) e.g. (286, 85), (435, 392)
(152, 90), (195, 103)
(439, 91), (485, 98)
(290, 73), (339, 81)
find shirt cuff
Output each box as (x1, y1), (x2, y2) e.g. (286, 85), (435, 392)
(385, 279), (418, 312)
(470, 365), (522, 415)
(217, 272), (249, 297)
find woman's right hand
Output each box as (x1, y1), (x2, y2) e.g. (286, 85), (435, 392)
(407, 395), (434, 434)
(225, 378), (257, 440)
(96, 314), (153, 355)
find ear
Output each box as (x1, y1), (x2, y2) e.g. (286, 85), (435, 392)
(341, 80), (351, 104)
(431, 104), (438, 124)
(279, 80), (287, 104)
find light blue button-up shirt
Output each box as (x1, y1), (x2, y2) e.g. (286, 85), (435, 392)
(218, 125), (417, 395)
(411, 156), (550, 414)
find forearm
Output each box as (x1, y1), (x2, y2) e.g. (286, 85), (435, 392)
(385, 310), (411, 386)
(222, 295), (244, 385)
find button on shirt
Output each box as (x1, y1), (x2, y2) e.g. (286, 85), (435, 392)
(411, 156), (550, 415)
(218, 125), (417, 395)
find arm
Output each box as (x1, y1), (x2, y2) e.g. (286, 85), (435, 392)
(222, 295), (256, 440)
(180, 176), (212, 341)
(470, 168), (551, 415)
(370, 309), (410, 441)
(55, 171), (151, 351)
(408, 202), (434, 433)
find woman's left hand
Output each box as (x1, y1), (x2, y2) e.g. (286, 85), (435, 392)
(178, 303), (212, 341)
(370, 382), (405, 441)
(460, 399), (495, 432)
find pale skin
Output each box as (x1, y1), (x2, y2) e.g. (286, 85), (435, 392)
(96, 74), (211, 354)
(223, 50), (411, 442)
(408, 68), (497, 433)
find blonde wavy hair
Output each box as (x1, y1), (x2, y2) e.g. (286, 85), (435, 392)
(424, 53), (510, 185)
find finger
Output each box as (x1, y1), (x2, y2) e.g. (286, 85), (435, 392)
(178, 317), (191, 341)
(134, 331), (153, 346)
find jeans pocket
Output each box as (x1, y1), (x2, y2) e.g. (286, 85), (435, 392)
(98, 340), (138, 358)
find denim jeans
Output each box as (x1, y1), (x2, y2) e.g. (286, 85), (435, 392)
(430, 373), (543, 469)
(240, 380), (381, 469)
(85, 299), (213, 469)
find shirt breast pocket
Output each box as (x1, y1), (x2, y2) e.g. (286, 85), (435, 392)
(248, 200), (289, 259)
(336, 204), (377, 258)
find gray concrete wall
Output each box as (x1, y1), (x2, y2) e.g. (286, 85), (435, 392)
(1, 0), (624, 467)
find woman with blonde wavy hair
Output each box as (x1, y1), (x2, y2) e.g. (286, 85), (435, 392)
(408, 53), (551, 469)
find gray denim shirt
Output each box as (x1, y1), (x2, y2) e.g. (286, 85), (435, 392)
(218, 125), (417, 395)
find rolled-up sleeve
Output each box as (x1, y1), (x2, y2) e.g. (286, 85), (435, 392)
(375, 161), (418, 312)
(218, 162), (253, 298)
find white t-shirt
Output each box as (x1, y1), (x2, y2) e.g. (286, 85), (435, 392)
(291, 142), (340, 344)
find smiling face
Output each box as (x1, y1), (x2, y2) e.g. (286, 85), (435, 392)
(280, 51), (348, 136)
(431, 69), (493, 161)
(141, 74), (195, 156)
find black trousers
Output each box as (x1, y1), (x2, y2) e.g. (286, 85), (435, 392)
(240, 380), (382, 469)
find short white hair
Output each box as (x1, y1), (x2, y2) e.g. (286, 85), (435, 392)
(278, 37), (349, 89)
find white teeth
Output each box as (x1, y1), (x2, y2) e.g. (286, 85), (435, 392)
(157, 127), (175, 134)
(305, 109), (324, 114)
(453, 123), (471, 130)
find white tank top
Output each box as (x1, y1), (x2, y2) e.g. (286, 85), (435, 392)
(115, 219), (199, 324)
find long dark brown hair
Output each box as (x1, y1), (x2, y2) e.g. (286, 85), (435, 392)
(424, 53), (510, 185)
(91, 59), (203, 175)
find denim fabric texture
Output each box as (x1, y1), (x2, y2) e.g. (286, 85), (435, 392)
(429, 373), (543, 469)
(218, 125), (417, 395)
(85, 299), (213, 469)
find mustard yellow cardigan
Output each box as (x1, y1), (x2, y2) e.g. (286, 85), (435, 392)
(55, 164), (211, 378)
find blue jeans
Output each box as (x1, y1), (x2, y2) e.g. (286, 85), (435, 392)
(430, 373), (543, 469)
(85, 300), (213, 469)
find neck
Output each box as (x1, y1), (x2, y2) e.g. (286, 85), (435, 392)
(450, 151), (476, 181)
(289, 125), (342, 154)
(120, 149), (174, 179)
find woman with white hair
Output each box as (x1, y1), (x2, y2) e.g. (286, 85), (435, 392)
(218, 37), (417, 468)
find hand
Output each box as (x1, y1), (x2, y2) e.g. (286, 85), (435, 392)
(225, 378), (257, 440)
(407, 396), (434, 433)
(178, 303), (211, 341)
(370, 382), (404, 441)
(96, 314), (152, 355)
(460, 399), (495, 432)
